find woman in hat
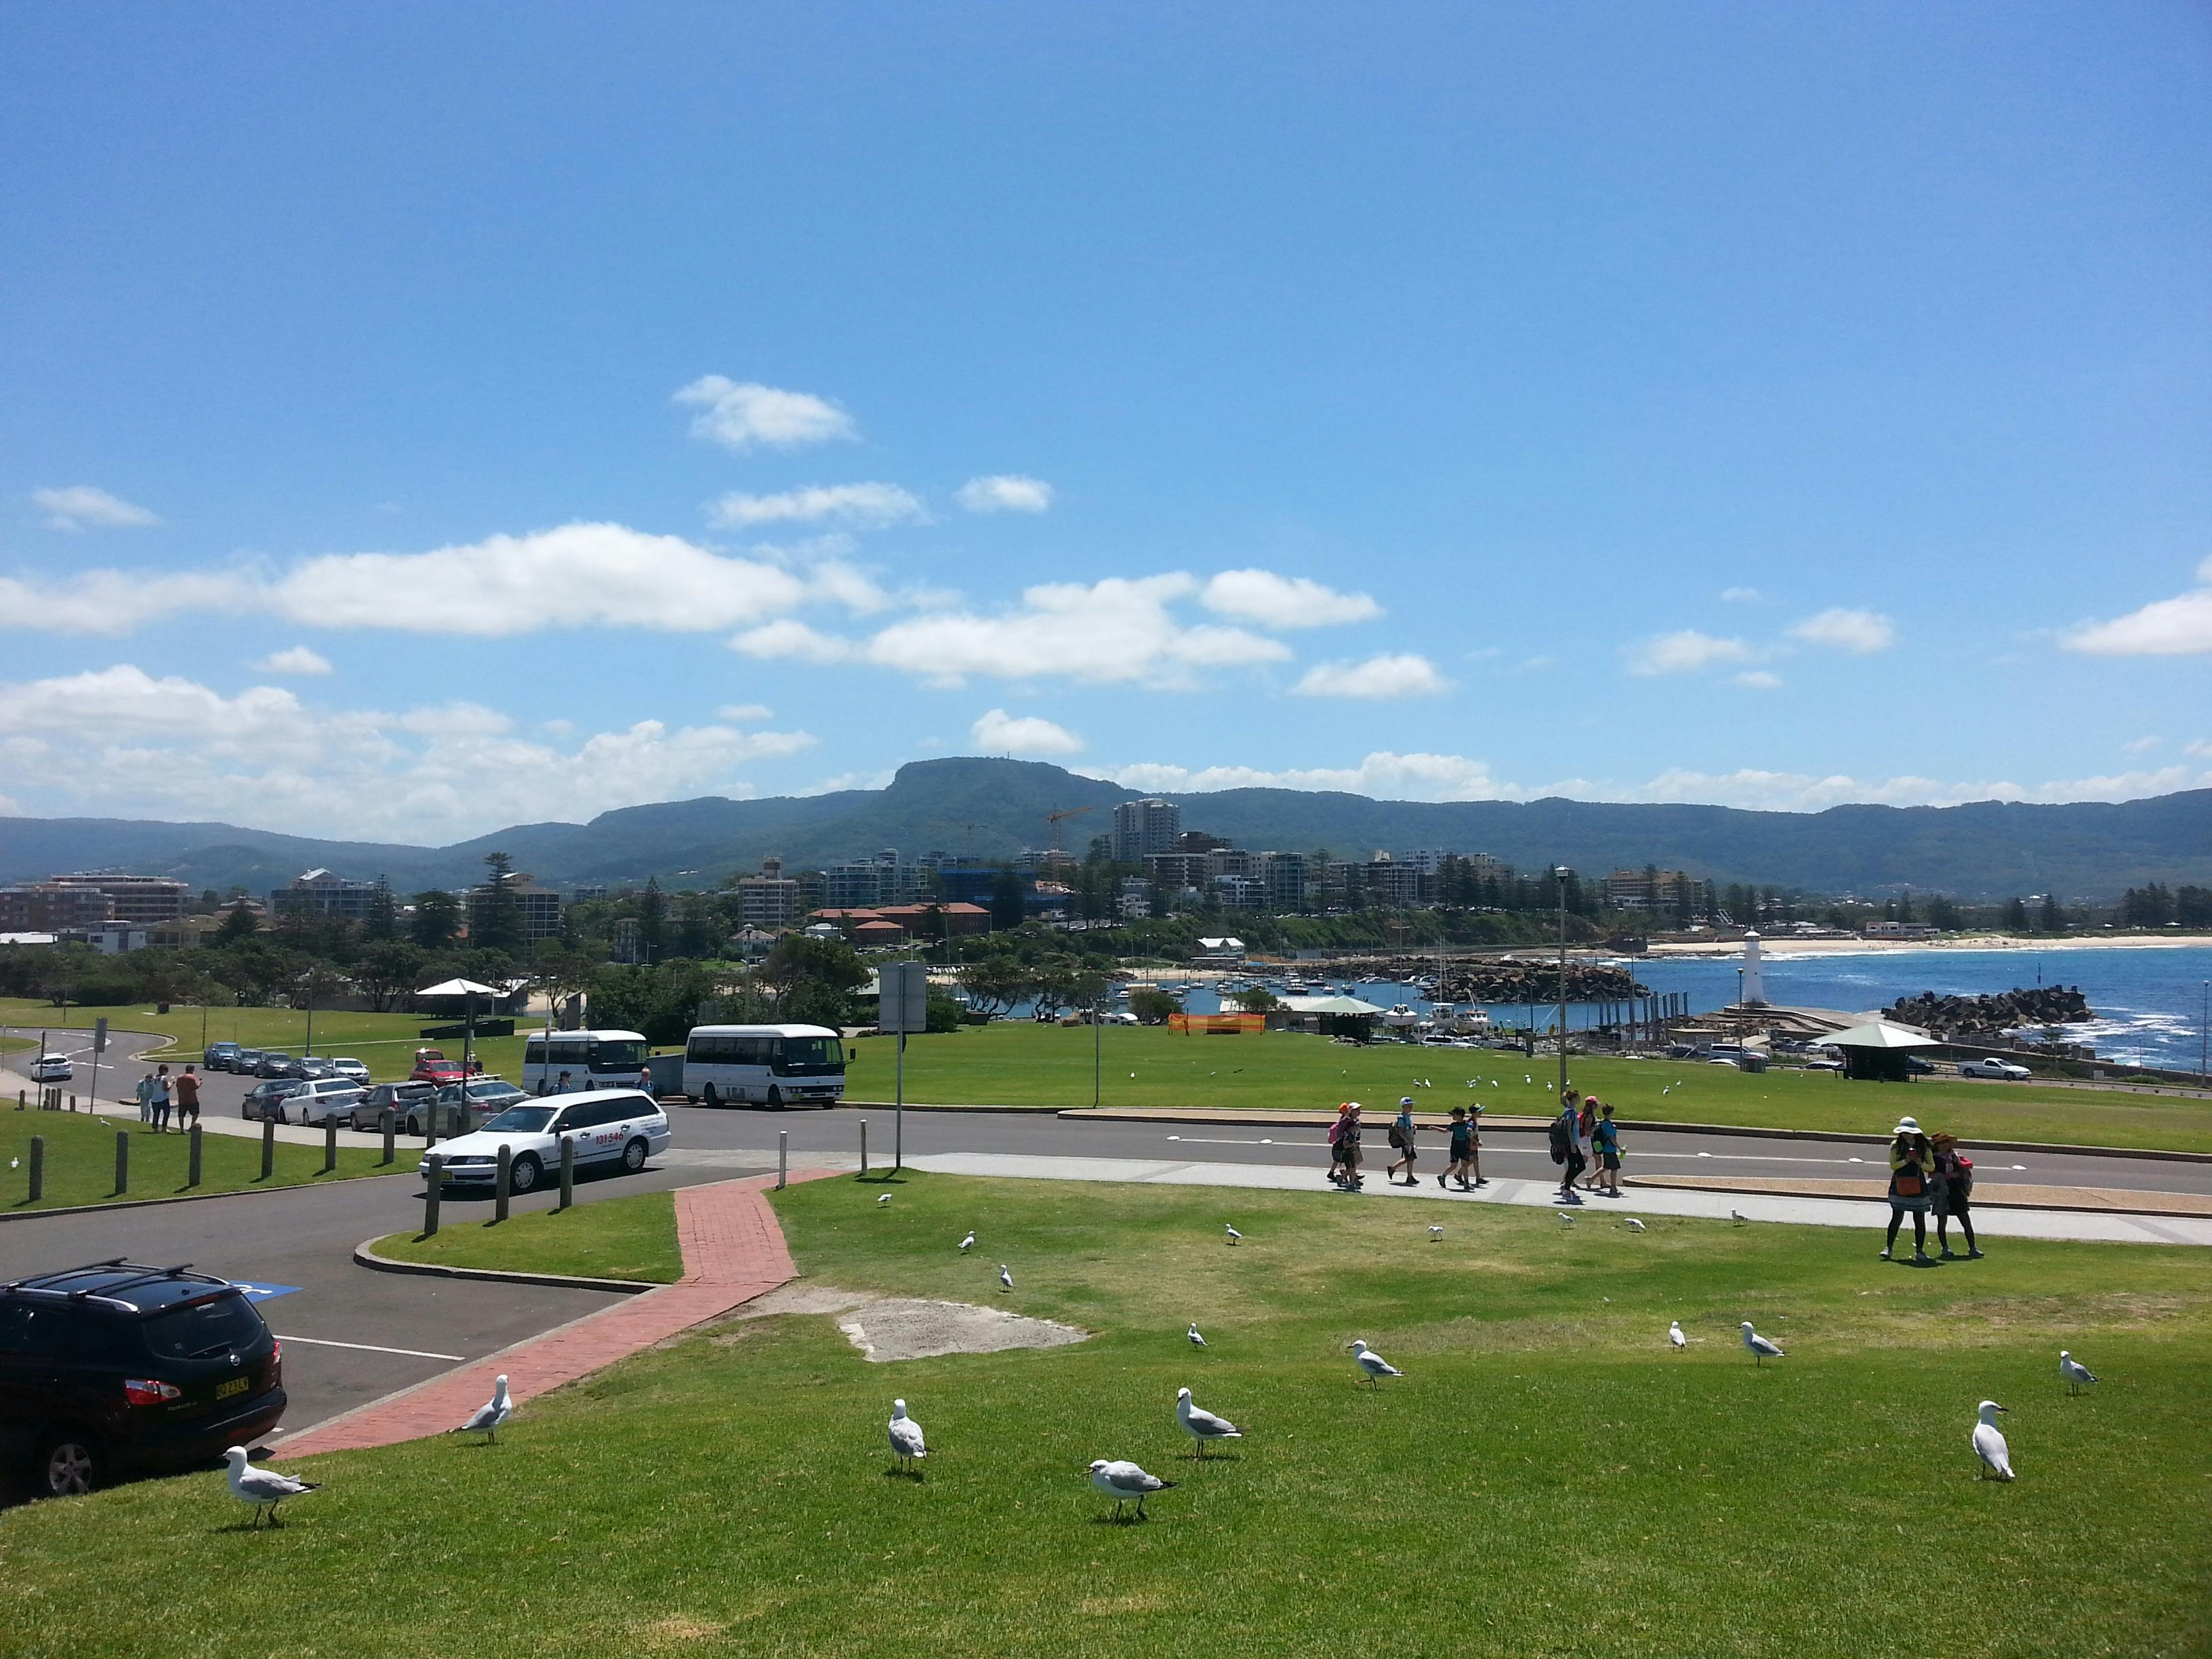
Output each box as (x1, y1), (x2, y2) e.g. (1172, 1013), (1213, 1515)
(1882, 1116), (1935, 1264)
(1929, 1131), (1984, 1260)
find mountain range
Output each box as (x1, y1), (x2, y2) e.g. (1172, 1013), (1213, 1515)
(2, 758), (2207, 901)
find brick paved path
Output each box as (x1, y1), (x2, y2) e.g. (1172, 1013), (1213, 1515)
(277, 1170), (834, 1459)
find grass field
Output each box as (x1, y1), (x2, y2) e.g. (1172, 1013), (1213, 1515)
(369, 1189), (682, 1283)
(863, 1022), (2212, 1151)
(3, 1171), (2205, 1658)
(1, 1107), (398, 1213)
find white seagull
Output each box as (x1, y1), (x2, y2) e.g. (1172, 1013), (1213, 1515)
(877, 1193), (892, 1204)
(1428, 1225), (1444, 1242)
(958, 1231), (975, 1252)
(1088, 1458), (1174, 1519)
(1731, 1210), (1749, 1227)
(998, 1263), (1014, 1291)
(1557, 1211), (1576, 1226)
(455, 1374), (512, 1442)
(2059, 1351), (2098, 1397)
(1971, 1400), (2014, 1480)
(1740, 1322), (1784, 1366)
(1668, 1320), (1687, 1351)
(1187, 1323), (1206, 1347)
(224, 1446), (320, 1528)
(1623, 1218), (1647, 1233)
(1176, 1387), (1243, 1456)
(888, 1398), (926, 1473)
(1224, 1224), (1243, 1244)
(1347, 1338), (1403, 1387)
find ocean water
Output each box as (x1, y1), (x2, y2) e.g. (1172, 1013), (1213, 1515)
(1163, 946), (2212, 1072)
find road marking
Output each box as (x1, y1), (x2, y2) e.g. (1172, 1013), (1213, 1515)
(229, 1282), (303, 1302)
(1161, 1134), (1892, 1169)
(274, 1334), (466, 1361)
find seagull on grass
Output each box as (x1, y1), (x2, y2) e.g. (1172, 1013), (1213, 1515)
(877, 1193), (891, 1204)
(1428, 1225), (1444, 1242)
(1224, 1224), (1243, 1244)
(455, 1374), (511, 1442)
(1088, 1458), (1173, 1519)
(1731, 1210), (1749, 1227)
(1668, 1320), (1687, 1351)
(1187, 1323), (1206, 1347)
(1557, 1212), (1576, 1226)
(888, 1398), (926, 1472)
(1347, 1339), (1402, 1387)
(1971, 1401), (2014, 1481)
(2059, 1351), (2098, 1397)
(999, 1263), (1013, 1291)
(1740, 1322), (1784, 1366)
(958, 1231), (975, 1252)
(1623, 1218), (1647, 1233)
(224, 1447), (319, 1528)
(1176, 1387), (1243, 1456)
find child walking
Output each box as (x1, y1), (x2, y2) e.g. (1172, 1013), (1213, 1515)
(1426, 1105), (1488, 1190)
(1385, 1098), (1420, 1186)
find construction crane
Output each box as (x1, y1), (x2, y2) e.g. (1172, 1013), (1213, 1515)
(1046, 804), (1094, 857)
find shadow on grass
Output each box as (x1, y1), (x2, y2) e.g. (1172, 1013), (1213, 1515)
(881, 1467), (924, 1483)
(855, 1170), (909, 1187)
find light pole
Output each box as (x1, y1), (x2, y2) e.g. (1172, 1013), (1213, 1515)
(2201, 979), (2208, 1089)
(1554, 865), (1571, 1101)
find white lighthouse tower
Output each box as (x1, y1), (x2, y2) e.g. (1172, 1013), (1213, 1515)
(1740, 930), (1766, 1007)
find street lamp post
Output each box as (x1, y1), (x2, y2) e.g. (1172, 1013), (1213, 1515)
(1554, 866), (1571, 1101)
(2200, 979), (2209, 1089)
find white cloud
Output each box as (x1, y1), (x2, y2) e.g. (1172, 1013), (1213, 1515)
(1624, 630), (1755, 676)
(1733, 670), (1783, 690)
(254, 645), (333, 677)
(1111, 751), (1523, 802)
(717, 703), (774, 722)
(672, 376), (855, 450)
(1293, 653), (1450, 699)
(2064, 556), (2212, 655)
(2187, 738), (2212, 759)
(0, 663), (816, 841)
(738, 573), (1289, 689)
(970, 708), (1084, 756)
(1719, 586), (1761, 603)
(706, 483), (926, 529)
(1200, 570), (1382, 630)
(2122, 735), (2163, 754)
(956, 474), (1054, 514)
(1788, 607), (1898, 654)
(0, 569), (254, 636)
(32, 485), (161, 531)
(1630, 764), (2212, 811)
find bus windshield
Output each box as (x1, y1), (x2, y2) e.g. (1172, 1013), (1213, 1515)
(590, 1039), (648, 1071)
(772, 1036), (844, 1076)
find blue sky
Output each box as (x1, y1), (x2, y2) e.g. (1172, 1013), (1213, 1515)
(3, 3), (2209, 844)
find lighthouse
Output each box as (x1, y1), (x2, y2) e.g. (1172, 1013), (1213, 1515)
(1740, 930), (1766, 1007)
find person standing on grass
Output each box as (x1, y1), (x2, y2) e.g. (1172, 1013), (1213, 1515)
(1592, 1099), (1623, 1197)
(1554, 1090), (1587, 1202)
(1882, 1117), (1935, 1264)
(1929, 1132), (1984, 1260)
(150, 1065), (172, 1132)
(173, 1065), (201, 1130)
(1385, 1097), (1420, 1186)
(134, 1069), (155, 1125)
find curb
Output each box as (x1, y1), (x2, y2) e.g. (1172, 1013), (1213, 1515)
(352, 1235), (659, 1294)
(1622, 1176), (2212, 1221)
(0, 1152), (407, 1225)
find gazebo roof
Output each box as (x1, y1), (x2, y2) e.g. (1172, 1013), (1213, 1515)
(1279, 994), (1386, 1016)
(1824, 1019), (1942, 1050)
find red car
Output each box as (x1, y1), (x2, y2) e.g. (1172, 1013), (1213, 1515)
(410, 1048), (467, 1084)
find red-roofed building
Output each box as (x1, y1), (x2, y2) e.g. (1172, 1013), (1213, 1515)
(853, 918), (907, 945)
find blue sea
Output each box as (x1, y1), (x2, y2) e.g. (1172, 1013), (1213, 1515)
(1158, 945), (2212, 1072)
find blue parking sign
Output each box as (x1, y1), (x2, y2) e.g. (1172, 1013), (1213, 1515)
(228, 1281), (302, 1302)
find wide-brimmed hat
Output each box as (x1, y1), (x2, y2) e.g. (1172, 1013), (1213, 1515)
(1892, 1116), (1922, 1136)
(1399, 1097), (1415, 1107)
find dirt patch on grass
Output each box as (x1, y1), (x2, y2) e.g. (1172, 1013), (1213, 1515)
(836, 1298), (1090, 1363)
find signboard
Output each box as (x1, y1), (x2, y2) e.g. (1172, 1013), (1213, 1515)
(878, 962), (930, 1036)
(94, 1017), (108, 1055)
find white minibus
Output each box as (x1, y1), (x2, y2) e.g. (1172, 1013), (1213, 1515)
(523, 1028), (652, 1094)
(682, 1023), (846, 1108)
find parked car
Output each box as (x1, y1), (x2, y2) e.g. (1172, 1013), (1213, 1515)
(1905, 1056), (1935, 1075)
(329, 1058), (371, 1087)
(1959, 1057), (2033, 1081)
(30, 1053), (74, 1083)
(255, 1053), (297, 1079)
(239, 1079), (308, 1122)
(428, 1077), (529, 1132)
(349, 1080), (437, 1133)
(416, 1088), (670, 1193)
(203, 1042), (242, 1071)
(0, 1260), (285, 1497)
(230, 1048), (264, 1074)
(290, 1078), (368, 1127)
(410, 1048), (467, 1084)
(296, 1057), (336, 1082)
(1803, 1059), (1845, 1073)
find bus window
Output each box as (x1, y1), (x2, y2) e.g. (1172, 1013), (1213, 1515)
(773, 1035), (844, 1076)
(588, 1037), (648, 1073)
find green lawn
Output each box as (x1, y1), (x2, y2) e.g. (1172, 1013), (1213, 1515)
(862, 1021), (2212, 1151)
(1, 1107), (398, 1212)
(3, 1171), (2205, 1658)
(0, 998), (528, 1087)
(369, 1190), (682, 1283)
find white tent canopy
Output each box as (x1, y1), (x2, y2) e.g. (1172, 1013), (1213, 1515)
(416, 977), (501, 999)
(1824, 1019), (1942, 1050)
(1278, 994), (1387, 1017)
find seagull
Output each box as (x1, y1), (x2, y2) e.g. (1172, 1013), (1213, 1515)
(999, 1263), (1013, 1291)
(1224, 1224), (1242, 1244)
(1428, 1225), (1443, 1242)
(1668, 1320), (1687, 1351)
(1187, 1323), (1206, 1347)
(1971, 1401), (2014, 1480)
(1176, 1387), (1243, 1456)
(1088, 1458), (1174, 1520)
(1347, 1338), (1402, 1387)
(1740, 1322), (1784, 1366)
(958, 1231), (975, 1252)
(1623, 1218), (1647, 1233)
(1731, 1210), (1749, 1227)
(454, 1374), (511, 1442)
(1557, 1211), (1576, 1225)
(224, 1446), (320, 1528)
(2059, 1351), (2099, 1397)
(877, 1193), (891, 1204)
(888, 1398), (926, 1473)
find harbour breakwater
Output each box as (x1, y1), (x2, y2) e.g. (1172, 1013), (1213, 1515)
(1881, 986), (2093, 1037)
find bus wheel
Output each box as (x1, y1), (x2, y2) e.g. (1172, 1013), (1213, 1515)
(701, 1082), (720, 1108)
(767, 1086), (783, 1107)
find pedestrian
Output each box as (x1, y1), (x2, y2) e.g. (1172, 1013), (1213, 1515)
(1385, 1098), (1420, 1186)
(556, 1069), (574, 1094)
(1576, 1093), (1601, 1190)
(1327, 1101), (1364, 1189)
(173, 1064), (201, 1130)
(150, 1065), (173, 1132)
(1592, 1099), (1623, 1197)
(1929, 1132), (1984, 1261)
(134, 1070), (155, 1125)
(1427, 1104), (1487, 1189)
(1553, 1090), (1587, 1202)
(1882, 1116), (1935, 1264)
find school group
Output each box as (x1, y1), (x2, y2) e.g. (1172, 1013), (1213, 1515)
(129, 1062), (202, 1132)
(1322, 1092), (1624, 1197)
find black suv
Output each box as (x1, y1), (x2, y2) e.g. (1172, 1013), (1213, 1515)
(0, 1261), (287, 1498)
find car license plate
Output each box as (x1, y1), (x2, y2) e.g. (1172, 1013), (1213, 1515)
(215, 1376), (248, 1401)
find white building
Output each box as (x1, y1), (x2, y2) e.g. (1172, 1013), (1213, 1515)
(1111, 798), (1183, 862)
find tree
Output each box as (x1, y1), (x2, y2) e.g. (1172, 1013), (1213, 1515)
(354, 941), (430, 1013)
(1129, 987), (1181, 1025)
(412, 889), (462, 949)
(958, 956), (1031, 1019)
(531, 944), (604, 1029)
(676, 893), (718, 960)
(363, 877), (398, 942)
(1233, 985), (1281, 1013)
(2038, 892), (2064, 933)
(761, 933), (868, 1027)
(989, 872), (1027, 933)
(473, 852), (524, 956)
(216, 901), (260, 945)
(637, 878), (668, 963)
(2003, 896), (2030, 932)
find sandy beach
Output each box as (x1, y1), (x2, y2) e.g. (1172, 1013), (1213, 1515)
(1643, 933), (2208, 960)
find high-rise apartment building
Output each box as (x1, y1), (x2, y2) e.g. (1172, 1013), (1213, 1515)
(47, 874), (188, 924)
(1110, 798), (1182, 861)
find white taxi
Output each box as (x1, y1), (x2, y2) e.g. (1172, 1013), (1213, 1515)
(415, 1088), (671, 1193)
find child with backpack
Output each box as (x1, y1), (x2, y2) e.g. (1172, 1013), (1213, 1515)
(1425, 1104), (1486, 1190)
(1326, 1101), (1364, 1189)
(1551, 1090), (1586, 1202)
(1385, 1098), (1420, 1186)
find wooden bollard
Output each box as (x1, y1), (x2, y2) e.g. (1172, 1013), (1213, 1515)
(324, 1115), (337, 1174)
(558, 1134), (574, 1210)
(423, 1154), (443, 1237)
(188, 1123), (203, 1188)
(380, 1109), (395, 1166)
(28, 1135), (42, 1202)
(260, 1116), (275, 1181)
(494, 1143), (512, 1223)
(114, 1129), (129, 1196)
